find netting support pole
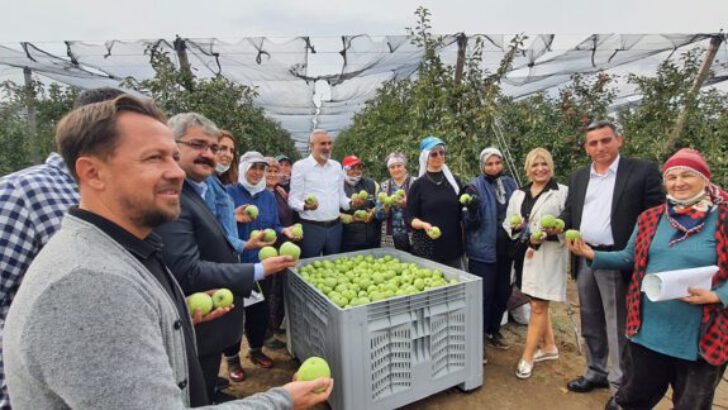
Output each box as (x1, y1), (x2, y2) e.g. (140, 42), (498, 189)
(666, 34), (723, 154)
(454, 34), (467, 84)
(23, 67), (41, 165)
(174, 36), (194, 91)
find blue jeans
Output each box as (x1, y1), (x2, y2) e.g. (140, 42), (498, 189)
(469, 257), (512, 336)
(300, 222), (343, 258)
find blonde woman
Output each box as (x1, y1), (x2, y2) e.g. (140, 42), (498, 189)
(503, 148), (569, 379)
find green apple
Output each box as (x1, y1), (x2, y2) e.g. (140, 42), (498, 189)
(212, 288), (234, 309)
(280, 241), (301, 261)
(291, 225), (303, 238)
(426, 226), (441, 239)
(259, 246), (278, 260)
(297, 356), (331, 391)
(459, 193), (472, 205)
(305, 194), (318, 205)
(354, 210), (368, 220)
(540, 214), (557, 229)
(531, 229), (546, 241)
(377, 192), (387, 202)
(395, 189), (405, 197)
(384, 196), (395, 206)
(264, 228), (277, 242)
(358, 190), (368, 200)
(186, 292), (213, 318)
(509, 214), (523, 227)
(249, 229), (261, 240)
(245, 205), (259, 220)
(565, 229), (581, 240)
(554, 218), (565, 230)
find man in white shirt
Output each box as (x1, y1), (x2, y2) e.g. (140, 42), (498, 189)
(560, 120), (664, 410)
(288, 130), (362, 257)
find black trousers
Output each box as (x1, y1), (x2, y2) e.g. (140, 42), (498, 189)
(616, 340), (726, 410)
(198, 354), (221, 402)
(244, 285), (270, 350)
(468, 256), (512, 336)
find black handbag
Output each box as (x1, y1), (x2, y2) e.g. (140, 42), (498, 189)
(392, 232), (411, 252)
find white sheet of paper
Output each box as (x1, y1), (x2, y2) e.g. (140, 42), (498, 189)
(243, 290), (265, 307)
(641, 265), (718, 302)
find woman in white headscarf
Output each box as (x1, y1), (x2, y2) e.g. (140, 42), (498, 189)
(405, 136), (466, 268)
(375, 152), (416, 249)
(226, 151), (301, 374)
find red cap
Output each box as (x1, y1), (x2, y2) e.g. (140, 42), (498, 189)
(662, 148), (711, 180)
(342, 155), (362, 168)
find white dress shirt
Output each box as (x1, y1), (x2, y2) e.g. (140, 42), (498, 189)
(579, 155), (620, 246)
(289, 155), (350, 221)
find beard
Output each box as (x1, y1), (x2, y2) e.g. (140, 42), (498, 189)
(122, 195), (181, 230)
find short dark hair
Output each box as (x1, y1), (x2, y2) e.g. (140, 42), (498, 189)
(57, 95), (166, 181)
(73, 87), (126, 108)
(584, 120), (620, 136)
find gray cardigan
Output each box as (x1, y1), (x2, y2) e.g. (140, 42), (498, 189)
(3, 214), (291, 409)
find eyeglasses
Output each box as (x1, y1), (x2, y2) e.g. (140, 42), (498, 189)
(429, 150), (446, 158)
(176, 140), (221, 154)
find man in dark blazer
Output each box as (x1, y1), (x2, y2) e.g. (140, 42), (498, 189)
(155, 113), (295, 403)
(560, 120), (664, 410)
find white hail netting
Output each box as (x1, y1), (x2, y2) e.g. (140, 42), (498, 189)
(1, 34), (726, 151)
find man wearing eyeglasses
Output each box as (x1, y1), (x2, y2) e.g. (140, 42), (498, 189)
(559, 120), (664, 410)
(156, 112), (296, 403)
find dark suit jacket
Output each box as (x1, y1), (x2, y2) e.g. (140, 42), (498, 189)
(156, 181), (256, 357)
(560, 156), (664, 280)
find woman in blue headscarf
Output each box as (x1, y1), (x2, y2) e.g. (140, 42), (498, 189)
(405, 136), (466, 268)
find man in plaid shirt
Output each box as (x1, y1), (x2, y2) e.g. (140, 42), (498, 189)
(0, 153), (79, 409)
(0, 87), (124, 409)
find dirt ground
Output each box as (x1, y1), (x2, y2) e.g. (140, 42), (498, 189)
(222, 279), (728, 409)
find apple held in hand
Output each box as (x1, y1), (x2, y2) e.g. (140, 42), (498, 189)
(291, 225), (303, 238)
(384, 196), (395, 206)
(358, 190), (368, 200)
(377, 192), (387, 202)
(264, 228), (277, 242)
(531, 229), (546, 241)
(540, 214), (557, 229)
(280, 241), (301, 261)
(395, 189), (405, 197)
(297, 356), (331, 392)
(459, 193), (472, 205)
(245, 205), (259, 220)
(186, 292), (213, 318)
(212, 288), (234, 309)
(249, 229), (261, 240)
(427, 226), (442, 239)
(554, 218), (565, 230)
(305, 194), (318, 205)
(565, 229), (581, 241)
(354, 210), (368, 221)
(259, 246), (278, 260)
(509, 214), (523, 227)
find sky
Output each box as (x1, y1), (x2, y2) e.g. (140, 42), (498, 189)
(1, 0), (727, 44)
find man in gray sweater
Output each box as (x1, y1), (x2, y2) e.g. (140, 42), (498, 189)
(3, 95), (333, 409)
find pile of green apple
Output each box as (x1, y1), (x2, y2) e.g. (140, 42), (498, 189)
(186, 288), (234, 318)
(296, 254), (459, 308)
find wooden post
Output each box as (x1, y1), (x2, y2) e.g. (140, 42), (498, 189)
(174, 36), (194, 91)
(23, 67), (41, 165)
(666, 35), (723, 153)
(454, 33), (467, 84)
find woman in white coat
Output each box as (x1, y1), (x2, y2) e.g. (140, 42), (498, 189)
(504, 147), (569, 379)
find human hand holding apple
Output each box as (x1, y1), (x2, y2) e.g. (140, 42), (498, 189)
(261, 255), (297, 277)
(189, 289), (235, 325)
(284, 376), (334, 409)
(244, 230), (275, 250)
(235, 205), (255, 223)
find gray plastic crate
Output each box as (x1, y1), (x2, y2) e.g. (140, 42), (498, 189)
(285, 248), (483, 410)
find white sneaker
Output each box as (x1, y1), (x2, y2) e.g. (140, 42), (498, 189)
(533, 349), (559, 363)
(515, 359), (533, 379)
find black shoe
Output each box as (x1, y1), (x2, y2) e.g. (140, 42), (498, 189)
(604, 396), (619, 410)
(487, 333), (510, 350)
(212, 391), (237, 404)
(264, 337), (287, 350)
(566, 376), (609, 393)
